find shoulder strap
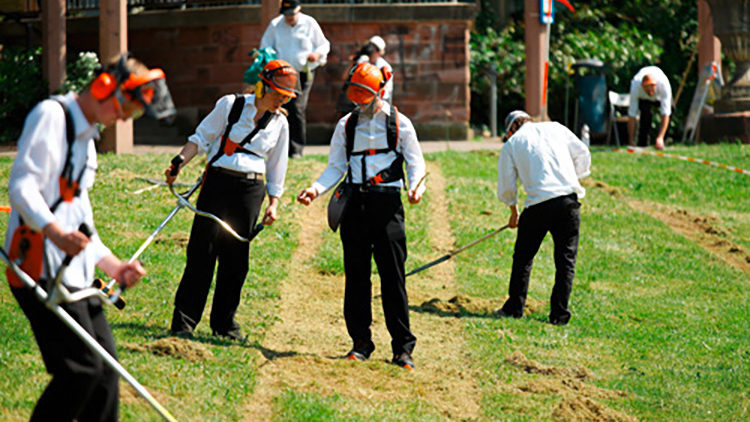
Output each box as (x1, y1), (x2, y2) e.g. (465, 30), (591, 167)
(238, 111), (273, 148)
(49, 100), (79, 213)
(207, 94), (246, 167)
(344, 110), (359, 161)
(386, 104), (399, 152)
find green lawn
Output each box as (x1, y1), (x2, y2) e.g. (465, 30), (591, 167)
(0, 143), (748, 421)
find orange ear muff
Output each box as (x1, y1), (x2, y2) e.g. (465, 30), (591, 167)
(91, 72), (116, 100)
(255, 81), (265, 99)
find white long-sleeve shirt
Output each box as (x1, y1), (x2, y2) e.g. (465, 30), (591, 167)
(497, 121), (590, 208)
(188, 94), (289, 197)
(260, 13), (330, 72)
(356, 55), (394, 102)
(312, 104), (426, 195)
(628, 66), (672, 117)
(5, 93), (111, 288)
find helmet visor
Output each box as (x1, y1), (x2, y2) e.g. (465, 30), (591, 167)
(265, 71), (299, 98)
(346, 82), (378, 105)
(120, 69), (177, 122)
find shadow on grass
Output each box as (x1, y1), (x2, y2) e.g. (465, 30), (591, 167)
(408, 304), (496, 319)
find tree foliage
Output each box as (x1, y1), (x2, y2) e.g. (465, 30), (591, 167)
(471, 0), (699, 139)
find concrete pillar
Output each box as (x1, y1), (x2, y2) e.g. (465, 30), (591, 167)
(42, 0), (65, 94)
(99, 0), (133, 154)
(261, 0), (282, 32)
(698, 0), (721, 72)
(524, 0), (544, 118)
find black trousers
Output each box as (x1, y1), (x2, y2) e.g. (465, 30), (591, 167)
(501, 193), (581, 324)
(339, 189), (416, 356)
(12, 283), (118, 422)
(171, 168), (265, 334)
(283, 69), (314, 156)
(637, 99), (668, 147)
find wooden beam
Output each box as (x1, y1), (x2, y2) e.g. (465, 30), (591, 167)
(698, 0), (721, 72)
(99, 0), (133, 154)
(42, 0), (65, 93)
(524, 0), (544, 118)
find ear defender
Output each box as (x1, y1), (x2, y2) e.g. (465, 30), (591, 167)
(255, 81), (265, 99)
(90, 72), (116, 100)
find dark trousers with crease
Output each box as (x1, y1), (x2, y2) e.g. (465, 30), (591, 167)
(501, 193), (581, 324)
(171, 168), (265, 334)
(339, 189), (416, 356)
(283, 69), (313, 156)
(12, 283), (118, 422)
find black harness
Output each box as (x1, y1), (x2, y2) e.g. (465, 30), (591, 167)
(207, 94), (273, 169)
(343, 104), (403, 187)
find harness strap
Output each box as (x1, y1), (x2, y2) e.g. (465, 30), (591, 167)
(344, 104), (403, 187)
(49, 100), (87, 213)
(207, 94), (246, 168)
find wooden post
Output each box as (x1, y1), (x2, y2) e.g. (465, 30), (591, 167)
(42, 0), (66, 94)
(99, 0), (133, 154)
(261, 0), (282, 32)
(698, 0), (721, 72)
(524, 0), (544, 118)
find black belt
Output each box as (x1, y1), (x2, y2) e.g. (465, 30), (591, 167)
(351, 184), (401, 194)
(209, 166), (264, 181)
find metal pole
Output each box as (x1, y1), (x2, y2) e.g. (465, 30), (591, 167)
(490, 70), (498, 138)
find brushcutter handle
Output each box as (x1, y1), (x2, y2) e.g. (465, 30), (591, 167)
(61, 223), (92, 267)
(169, 154), (184, 177)
(93, 278), (126, 310)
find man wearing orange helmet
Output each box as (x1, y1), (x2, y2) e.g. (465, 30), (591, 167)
(5, 52), (171, 421)
(297, 62), (426, 370)
(165, 59), (298, 340)
(627, 66), (672, 150)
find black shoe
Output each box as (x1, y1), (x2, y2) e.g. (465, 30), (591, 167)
(346, 339), (374, 361)
(170, 328), (194, 339)
(549, 315), (570, 326)
(493, 307), (522, 319)
(392, 352), (414, 370)
(212, 327), (244, 341)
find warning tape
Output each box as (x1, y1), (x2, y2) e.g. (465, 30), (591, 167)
(614, 148), (750, 176)
(0, 206), (10, 213)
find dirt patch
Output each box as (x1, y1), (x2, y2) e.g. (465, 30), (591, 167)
(519, 378), (627, 400)
(552, 396), (637, 422)
(153, 232), (190, 248)
(242, 162), (480, 420)
(121, 337), (213, 362)
(628, 199), (750, 274)
(419, 294), (546, 316)
(506, 351), (592, 379)
(582, 179), (624, 197)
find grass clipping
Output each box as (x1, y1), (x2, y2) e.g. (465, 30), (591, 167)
(122, 338), (214, 362)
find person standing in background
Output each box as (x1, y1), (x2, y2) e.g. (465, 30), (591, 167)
(261, 0), (330, 158)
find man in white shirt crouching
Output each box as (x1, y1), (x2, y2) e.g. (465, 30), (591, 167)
(495, 110), (591, 326)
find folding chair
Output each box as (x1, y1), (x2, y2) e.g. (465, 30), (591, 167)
(607, 91), (630, 146)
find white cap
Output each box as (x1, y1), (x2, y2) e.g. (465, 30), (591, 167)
(504, 110), (531, 134)
(369, 36), (386, 53)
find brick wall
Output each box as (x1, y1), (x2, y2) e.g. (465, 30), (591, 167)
(5, 4), (476, 142)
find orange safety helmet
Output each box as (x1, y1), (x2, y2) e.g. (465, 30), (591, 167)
(258, 59), (299, 99)
(346, 62), (391, 105)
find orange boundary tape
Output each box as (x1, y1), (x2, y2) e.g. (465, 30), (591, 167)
(0, 206), (11, 213)
(614, 148), (749, 176)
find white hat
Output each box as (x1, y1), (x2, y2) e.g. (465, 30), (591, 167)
(504, 110), (531, 134)
(369, 36), (386, 53)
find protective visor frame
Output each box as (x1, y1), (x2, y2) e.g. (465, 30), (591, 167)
(116, 68), (176, 121)
(346, 81), (380, 105)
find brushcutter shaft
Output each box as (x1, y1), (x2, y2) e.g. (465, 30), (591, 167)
(405, 224), (510, 277)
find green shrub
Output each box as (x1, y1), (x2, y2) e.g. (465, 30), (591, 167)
(0, 48), (100, 144)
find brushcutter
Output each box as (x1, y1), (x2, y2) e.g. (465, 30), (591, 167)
(0, 229), (178, 422)
(106, 156), (265, 306)
(406, 224), (510, 277)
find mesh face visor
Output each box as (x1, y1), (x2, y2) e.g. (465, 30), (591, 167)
(262, 66), (300, 98)
(119, 68), (177, 122)
(346, 82), (379, 105)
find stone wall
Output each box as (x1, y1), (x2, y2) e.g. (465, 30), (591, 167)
(3, 4), (477, 143)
